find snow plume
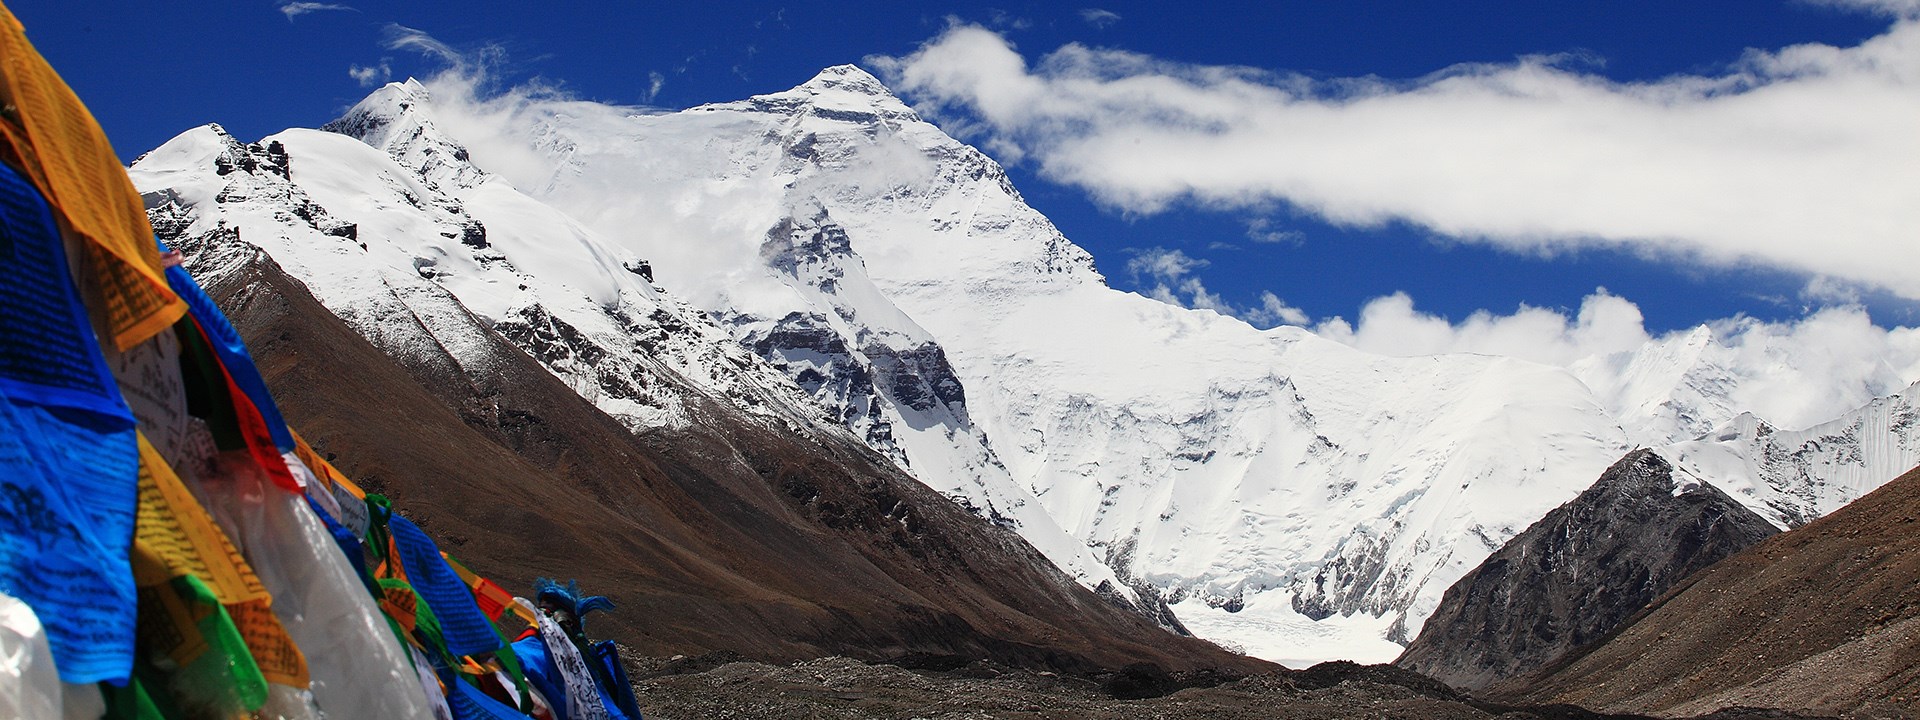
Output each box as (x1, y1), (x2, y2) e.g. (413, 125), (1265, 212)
(368, 28), (586, 193)
(874, 18), (1920, 300)
(1316, 290), (1920, 432)
(1126, 248), (1309, 326)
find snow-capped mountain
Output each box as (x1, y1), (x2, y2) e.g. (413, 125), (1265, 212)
(1573, 327), (1745, 447)
(1661, 381), (1920, 528)
(355, 66), (1645, 663)
(129, 65), (1920, 667)
(1574, 322), (1920, 450)
(134, 120), (819, 438)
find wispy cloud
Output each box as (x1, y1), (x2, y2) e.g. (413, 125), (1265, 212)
(349, 61), (391, 87)
(644, 71), (666, 103)
(874, 18), (1920, 300)
(983, 9), (1032, 31)
(279, 2), (355, 21)
(1079, 9), (1122, 29)
(382, 23), (464, 64)
(1245, 217), (1302, 245)
(1125, 247), (1310, 326)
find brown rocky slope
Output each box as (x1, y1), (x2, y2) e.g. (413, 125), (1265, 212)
(1494, 463), (1920, 717)
(196, 240), (1269, 678)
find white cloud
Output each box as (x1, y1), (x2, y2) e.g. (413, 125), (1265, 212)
(1313, 289), (1920, 431)
(1250, 291), (1310, 326)
(1124, 247), (1310, 326)
(1245, 217), (1302, 245)
(645, 71), (666, 103)
(382, 23), (464, 65)
(1079, 9), (1122, 29)
(1697, 306), (1920, 427)
(1126, 247), (1208, 281)
(1802, 0), (1920, 17)
(279, 2), (354, 21)
(1313, 290), (1652, 365)
(875, 20), (1920, 300)
(348, 61), (391, 87)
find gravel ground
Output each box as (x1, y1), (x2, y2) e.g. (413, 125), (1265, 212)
(618, 654), (1703, 720)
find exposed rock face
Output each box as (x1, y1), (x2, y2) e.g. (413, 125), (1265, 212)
(1395, 450), (1777, 690)
(1496, 463), (1920, 717)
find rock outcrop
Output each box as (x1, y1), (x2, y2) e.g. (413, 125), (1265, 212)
(1396, 450), (1777, 690)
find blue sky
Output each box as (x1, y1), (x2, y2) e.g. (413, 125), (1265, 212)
(16, 1), (1917, 336)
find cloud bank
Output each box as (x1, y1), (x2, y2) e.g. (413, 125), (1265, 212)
(1314, 290), (1920, 432)
(872, 18), (1920, 300)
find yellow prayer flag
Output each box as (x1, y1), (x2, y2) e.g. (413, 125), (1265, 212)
(226, 600), (309, 688)
(0, 2), (185, 349)
(133, 433), (268, 605)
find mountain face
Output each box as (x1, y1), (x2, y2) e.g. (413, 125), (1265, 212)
(131, 65), (1920, 667)
(1394, 450), (1778, 691)
(311, 76), (1148, 614)
(371, 65), (1653, 665)
(146, 134), (1262, 676)
(1498, 464), (1920, 717)
(1660, 381), (1920, 529)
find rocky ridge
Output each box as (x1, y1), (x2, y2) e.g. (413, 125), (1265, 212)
(1395, 449), (1779, 690)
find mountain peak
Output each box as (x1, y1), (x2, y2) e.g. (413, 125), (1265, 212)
(323, 79), (485, 190)
(798, 64), (892, 96)
(723, 64), (920, 125)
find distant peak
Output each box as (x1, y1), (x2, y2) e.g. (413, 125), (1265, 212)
(724, 64), (920, 125)
(1680, 325), (1715, 347)
(798, 64), (893, 96)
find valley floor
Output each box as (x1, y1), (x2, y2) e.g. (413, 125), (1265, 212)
(616, 652), (1843, 720)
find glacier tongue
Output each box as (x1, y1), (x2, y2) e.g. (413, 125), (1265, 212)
(130, 65), (1920, 666)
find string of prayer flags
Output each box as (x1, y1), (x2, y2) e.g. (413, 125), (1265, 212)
(447, 553), (520, 623)
(164, 259), (301, 493)
(0, 5), (538, 716)
(388, 514), (506, 659)
(0, 3), (184, 350)
(161, 258), (295, 454)
(442, 664), (535, 720)
(293, 429), (372, 537)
